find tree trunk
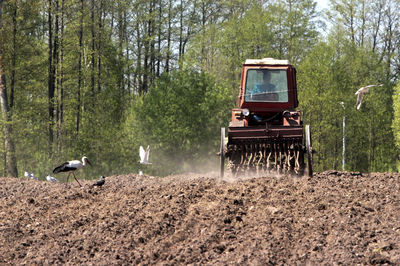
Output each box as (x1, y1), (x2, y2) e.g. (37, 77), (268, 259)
(165, 0), (172, 72)
(156, 0), (161, 77)
(76, 0), (84, 135)
(135, 17), (142, 93)
(372, 2), (383, 53)
(97, 0), (103, 93)
(178, 0), (183, 65)
(0, 0), (18, 177)
(48, 0), (55, 148)
(117, 5), (125, 99)
(150, 0), (156, 83)
(360, 1), (365, 47)
(143, 3), (150, 93)
(10, 2), (17, 109)
(53, 0), (59, 154)
(125, 15), (131, 93)
(0, 77), (18, 177)
(57, 0), (65, 154)
(91, 0), (95, 103)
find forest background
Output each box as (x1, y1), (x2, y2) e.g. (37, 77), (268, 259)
(0, 0), (400, 179)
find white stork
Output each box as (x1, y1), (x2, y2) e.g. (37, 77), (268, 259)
(139, 145), (152, 164)
(53, 156), (92, 187)
(355, 84), (383, 110)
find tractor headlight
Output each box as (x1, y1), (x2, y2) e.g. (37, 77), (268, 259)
(241, 108), (250, 117)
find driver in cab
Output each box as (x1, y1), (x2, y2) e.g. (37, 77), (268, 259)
(249, 70), (278, 101)
(253, 70), (275, 95)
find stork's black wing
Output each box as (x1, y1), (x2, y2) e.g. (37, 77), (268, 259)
(53, 162), (76, 174)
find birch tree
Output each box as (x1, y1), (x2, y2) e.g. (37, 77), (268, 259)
(0, 0), (18, 177)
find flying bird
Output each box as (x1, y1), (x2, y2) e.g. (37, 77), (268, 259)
(355, 84), (383, 110)
(91, 176), (105, 187)
(46, 175), (58, 182)
(139, 145), (152, 164)
(53, 156), (92, 187)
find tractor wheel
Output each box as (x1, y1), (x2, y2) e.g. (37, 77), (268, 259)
(305, 125), (313, 177)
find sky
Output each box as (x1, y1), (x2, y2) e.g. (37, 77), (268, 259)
(315, 0), (331, 36)
(316, 0), (329, 11)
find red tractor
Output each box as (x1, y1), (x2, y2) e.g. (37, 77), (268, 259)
(220, 58), (313, 177)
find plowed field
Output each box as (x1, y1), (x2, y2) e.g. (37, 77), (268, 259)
(1, 171), (399, 265)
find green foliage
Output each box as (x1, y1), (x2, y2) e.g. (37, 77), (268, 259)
(123, 70), (232, 175)
(185, 0), (321, 103)
(298, 42), (339, 171)
(299, 38), (398, 172)
(393, 83), (400, 154)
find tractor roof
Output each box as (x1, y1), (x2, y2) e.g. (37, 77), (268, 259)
(244, 58), (290, 65)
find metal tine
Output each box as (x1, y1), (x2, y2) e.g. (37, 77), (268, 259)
(295, 150), (300, 174)
(292, 142), (296, 173)
(266, 150), (272, 172)
(249, 144), (254, 172)
(243, 144), (250, 173)
(239, 144), (245, 169)
(246, 144), (253, 170)
(260, 143), (266, 174)
(281, 143), (284, 173)
(280, 143), (283, 172)
(285, 142), (289, 173)
(262, 143), (267, 174)
(287, 141), (293, 173)
(277, 144), (282, 173)
(274, 143), (278, 172)
(251, 144), (257, 173)
(256, 144), (263, 175)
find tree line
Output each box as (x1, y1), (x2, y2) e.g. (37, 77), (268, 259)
(0, 0), (399, 178)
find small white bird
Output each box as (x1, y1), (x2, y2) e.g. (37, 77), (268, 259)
(30, 173), (38, 180)
(139, 145), (152, 164)
(139, 170), (143, 176)
(24, 171), (37, 180)
(355, 84), (383, 110)
(46, 175), (58, 182)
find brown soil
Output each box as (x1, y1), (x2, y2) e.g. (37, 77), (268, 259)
(1, 171), (399, 265)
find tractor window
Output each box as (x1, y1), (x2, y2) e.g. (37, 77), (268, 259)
(244, 69), (288, 102)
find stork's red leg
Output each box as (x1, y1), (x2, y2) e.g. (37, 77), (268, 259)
(73, 172), (82, 187)
(65, 172), (71, 188)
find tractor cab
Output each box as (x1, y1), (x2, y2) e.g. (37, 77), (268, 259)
(243, 68), (289, 103)
(231, 58), (299, 127)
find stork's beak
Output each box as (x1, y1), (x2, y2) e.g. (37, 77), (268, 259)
(87, 159), (92, 166)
